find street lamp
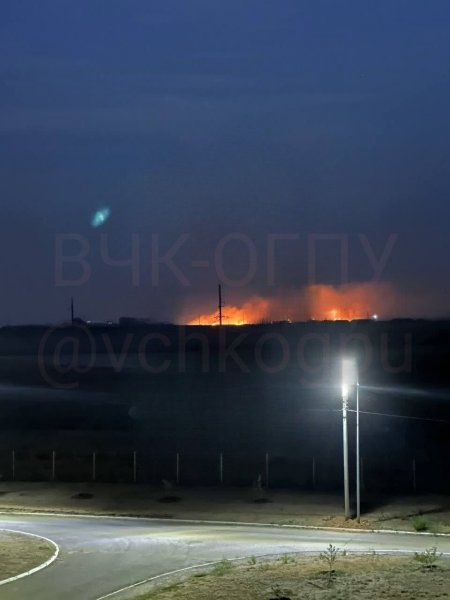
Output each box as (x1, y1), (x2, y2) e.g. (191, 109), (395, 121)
(341, 358), (359, 520)
(356, 378), (361, 522)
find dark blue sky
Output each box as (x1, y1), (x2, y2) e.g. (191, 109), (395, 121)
(1, 1), (449, 323)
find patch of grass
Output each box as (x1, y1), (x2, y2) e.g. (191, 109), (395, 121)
(130, 555), (450, 600)
(0, 531), (55, 580)
(411, 515), (429, 532)
(278, 554), (295, 564)
(210, 559), (233, 576)
(140, 581), (180, 598)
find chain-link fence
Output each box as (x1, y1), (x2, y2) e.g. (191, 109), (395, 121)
(1, 449), (444, 492)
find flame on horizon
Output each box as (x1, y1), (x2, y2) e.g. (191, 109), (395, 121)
(183, 283), (398, 325)
(186, 297), (271, 326)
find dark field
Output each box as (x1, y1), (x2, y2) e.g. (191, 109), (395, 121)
(0, 320), (449, 493)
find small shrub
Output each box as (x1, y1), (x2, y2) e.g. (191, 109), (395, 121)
(411, 516), (429, 532)
(248, 555), (257, 566)
(414, 546), (442, 569)
(211, 559), (233, 576)
(319, 544), (340, 584)
(278, 554), (295, 564)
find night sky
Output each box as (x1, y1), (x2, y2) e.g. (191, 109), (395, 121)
(1, 1), (449, 324)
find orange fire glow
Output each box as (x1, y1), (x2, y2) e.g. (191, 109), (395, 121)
(182, 282), (398, 325)
(305, 284), (387, 321)
(186, 297), (271, 326)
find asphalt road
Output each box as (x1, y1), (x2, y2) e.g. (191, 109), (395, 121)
(1, 514), (450, 600)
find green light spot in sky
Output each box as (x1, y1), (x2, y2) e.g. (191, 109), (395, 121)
(91, 207), (111, 228)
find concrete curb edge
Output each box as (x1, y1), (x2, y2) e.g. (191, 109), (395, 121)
(0, 528), (60, 587)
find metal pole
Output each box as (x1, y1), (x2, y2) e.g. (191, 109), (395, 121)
(312, 456), (316, 489)
(413, 458), (417, 492)
(92, 452), (96, 482)
(176, 452), (180, 485)
(342, 390), (350, 519)
(219, 452), (223, 485)
(12, 450), (15, 481)
(52, 450), (56, 481)
(133, 451), (137, 483)
(265, 452), (269, 488)
(356, 381), (361, 523)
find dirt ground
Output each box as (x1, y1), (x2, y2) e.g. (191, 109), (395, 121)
(0, 482), (450, 533)
(0, 530), (55, 581)
(133, 555), (450, 600)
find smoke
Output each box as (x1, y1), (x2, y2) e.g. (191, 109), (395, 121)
(182, 282), (402, 325)
(303, 282), (398, 321)
(181, 279), (450, 325)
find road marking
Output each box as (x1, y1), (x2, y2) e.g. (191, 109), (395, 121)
(0, 528), (60, 587)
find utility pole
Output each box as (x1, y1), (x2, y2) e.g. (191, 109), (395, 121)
(342, 384), (350, 519)
(70, 297), (75, 324)
(218, 284), (223, 326)
(356, 380), (361, 523)
(342, 358), (359, 521)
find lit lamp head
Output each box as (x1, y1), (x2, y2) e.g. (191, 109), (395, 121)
(342, 358), (357, 400)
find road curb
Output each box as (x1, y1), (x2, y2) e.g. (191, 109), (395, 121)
(0, 528), (60, 587)
(0, 508), (449, 537)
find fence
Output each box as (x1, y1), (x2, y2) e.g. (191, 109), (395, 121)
(0, 450), (441, 492)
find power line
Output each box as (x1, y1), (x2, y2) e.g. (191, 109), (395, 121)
(300, 407), (450, 425)
(347, 408), (450, 426)
(300, 408), (341, 414)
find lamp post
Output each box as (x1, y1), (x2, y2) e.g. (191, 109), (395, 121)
(356, 379), (361, 523)
(342, 358), (358, 520)
(341, 378), (350, 519)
